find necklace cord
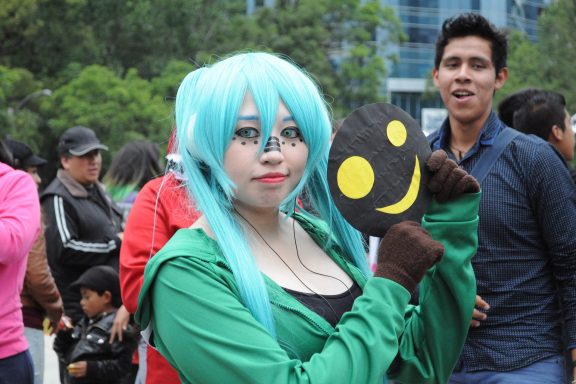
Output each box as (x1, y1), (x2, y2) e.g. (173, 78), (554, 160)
(233, 208), (355, 322)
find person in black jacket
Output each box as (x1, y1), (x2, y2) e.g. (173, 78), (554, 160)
(41, 126), (123, 324)
(54, 265), (136, 384)
(42, 126), (124, 383)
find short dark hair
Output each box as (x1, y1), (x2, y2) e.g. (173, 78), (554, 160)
(513, 91), (568, 140)
(498, 88), (543, 127)
(434, 13), (508, 76)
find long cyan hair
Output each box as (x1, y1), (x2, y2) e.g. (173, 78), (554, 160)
(175, 52), (368, 336)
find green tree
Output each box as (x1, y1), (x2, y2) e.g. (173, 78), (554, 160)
(0, 0), (404, 161)
(536, 0), (576, 112)
(495, 30), (544, 105)
(41, 65), (172, 165)
(150, 60), (198, 104)
(0, 66), (49, 151)
(0, 0), (44, 69)
(502, 0), (576, 113)
(212, 0), (404, 117)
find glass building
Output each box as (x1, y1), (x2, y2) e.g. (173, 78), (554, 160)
(380, 0), (551, 127)
(246, 0), (551, 128)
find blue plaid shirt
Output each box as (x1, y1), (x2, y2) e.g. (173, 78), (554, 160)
(430, 112), (576, 372)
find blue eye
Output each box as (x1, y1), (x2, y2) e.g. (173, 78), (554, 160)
(235, 127), (259, 139)
(281, 127), (301, 139)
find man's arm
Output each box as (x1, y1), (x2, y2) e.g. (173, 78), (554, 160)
(529, 145), (576, 362)
(24, 225), (63, 330)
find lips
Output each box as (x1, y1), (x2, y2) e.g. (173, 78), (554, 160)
(452, 90), (474, 99)
(254, 172), (287, 183)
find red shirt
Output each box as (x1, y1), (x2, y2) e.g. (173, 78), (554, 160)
(120, 173), (199, 383)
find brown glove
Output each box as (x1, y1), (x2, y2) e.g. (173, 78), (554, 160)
(427, 150), (480, 203)
(375, 221), (444, 294)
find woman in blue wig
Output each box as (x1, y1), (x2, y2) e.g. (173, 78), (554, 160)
(135, 52), (481, 383)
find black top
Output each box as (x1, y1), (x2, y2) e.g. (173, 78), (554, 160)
(284, 281), (362, 327)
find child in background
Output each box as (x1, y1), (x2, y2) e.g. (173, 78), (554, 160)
(54, 266), (136, 384)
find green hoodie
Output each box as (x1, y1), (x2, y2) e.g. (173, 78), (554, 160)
(135, 193), (480, 383)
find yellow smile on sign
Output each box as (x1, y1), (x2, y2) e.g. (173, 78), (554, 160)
(376, 156), (420, 214)
(336, 119), (422, 215)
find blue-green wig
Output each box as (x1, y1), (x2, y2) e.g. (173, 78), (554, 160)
(175, 52), (368, 336)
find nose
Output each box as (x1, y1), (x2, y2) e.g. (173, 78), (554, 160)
(260, 136), (284, 164)
(264, 136), (281, 153)
(455, 64), (471, 82)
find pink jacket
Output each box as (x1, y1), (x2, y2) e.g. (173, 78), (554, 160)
(0, 162), (40, 359)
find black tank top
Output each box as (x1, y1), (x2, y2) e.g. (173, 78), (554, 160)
(284, 281), (362, 327)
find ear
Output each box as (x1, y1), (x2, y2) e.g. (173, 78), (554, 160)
(494, 67), (508, 90)
(550, 125), (564, 142)
(60, 155), (69, 170)
(432, 68), (440, 87)
(102, 290), (113, 304)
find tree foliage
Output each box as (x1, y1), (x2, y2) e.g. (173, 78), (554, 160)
(499, 0), (576, 114)
(0, 0), (403, 171)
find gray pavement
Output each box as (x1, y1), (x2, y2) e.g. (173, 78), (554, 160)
(44, 334), (59, 384)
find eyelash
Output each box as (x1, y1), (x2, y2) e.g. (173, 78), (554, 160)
(235, 127), (260, 139)
(234, 127), (301, 140)
(281, 127), (301, 139)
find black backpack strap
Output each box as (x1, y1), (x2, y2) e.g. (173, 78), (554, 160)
(470, 127), (520, 184)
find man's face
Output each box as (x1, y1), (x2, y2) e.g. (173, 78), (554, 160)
(433, 36), (507, 131)
(61, 149), (102, 185)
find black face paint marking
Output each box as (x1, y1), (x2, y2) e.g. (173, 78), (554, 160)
(264, 136), (281, 152)
(291, 143), (296, 147)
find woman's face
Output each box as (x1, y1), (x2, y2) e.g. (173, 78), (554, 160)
(224, 92), (309, 211)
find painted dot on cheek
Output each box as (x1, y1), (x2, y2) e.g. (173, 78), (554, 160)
(254, 140), (258, 144)
(282, 141), (285, 145)
(241, 142), (246, 145)
(291, 143), (296, 147)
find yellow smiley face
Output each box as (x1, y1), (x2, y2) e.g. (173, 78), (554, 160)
(328, 103), (431, 236)
(337, 120), (422, 214)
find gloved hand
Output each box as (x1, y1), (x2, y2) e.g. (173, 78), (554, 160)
(427, 150), (480, 203)
(375, 221), (444, 294)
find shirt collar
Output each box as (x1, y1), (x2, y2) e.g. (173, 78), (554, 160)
(431, 111), (506, 152)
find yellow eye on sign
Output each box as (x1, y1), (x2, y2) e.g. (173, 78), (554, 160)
(337, 156), (374, 199)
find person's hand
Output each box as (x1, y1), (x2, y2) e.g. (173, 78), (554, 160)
(470, 295), (490, 328)
(67, 361), (87, 378)
(47, 314), (62, 336)
(375, 221), (444, 294)
(110, 305), (130, 343)
(427, 150), (480, 202)
(47, 299), (64, 335)
(57, 316), (73, 332)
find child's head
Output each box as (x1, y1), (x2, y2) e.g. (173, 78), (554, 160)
(70, 266), (122, 318)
